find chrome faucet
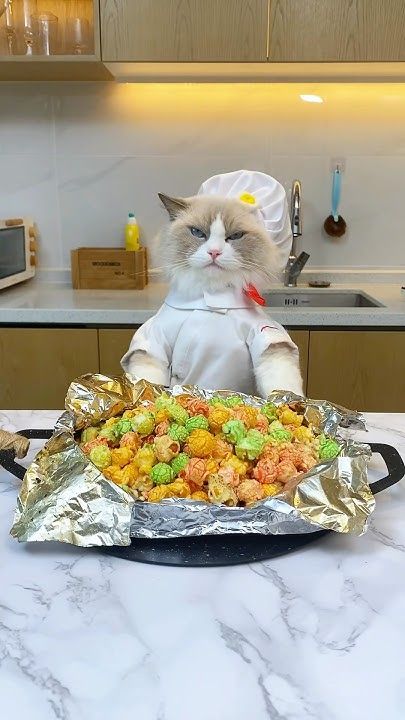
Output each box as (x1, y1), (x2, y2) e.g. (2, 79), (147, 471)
(284, 179), (310, 287)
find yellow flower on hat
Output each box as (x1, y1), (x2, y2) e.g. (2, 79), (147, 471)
(239, 192), (256, 205)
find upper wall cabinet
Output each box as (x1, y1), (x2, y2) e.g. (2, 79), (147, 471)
(100, 0), (269, 62)
(0, 0), (111, 80)
(269, 0), (405, 62)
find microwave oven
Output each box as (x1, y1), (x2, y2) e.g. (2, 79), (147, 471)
(0, 217), (37, 290)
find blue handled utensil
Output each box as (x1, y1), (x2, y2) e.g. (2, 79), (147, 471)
(323, 166), (347, 237)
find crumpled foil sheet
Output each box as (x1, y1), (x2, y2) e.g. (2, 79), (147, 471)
(10, 375), (375, 547)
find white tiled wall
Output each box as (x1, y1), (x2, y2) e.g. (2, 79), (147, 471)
(0, 82), (404, 273)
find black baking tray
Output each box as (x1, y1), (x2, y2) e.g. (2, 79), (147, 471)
(1, 430), (404, 567)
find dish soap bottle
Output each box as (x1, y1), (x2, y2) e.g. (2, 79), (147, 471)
(125, 212), (140, 251)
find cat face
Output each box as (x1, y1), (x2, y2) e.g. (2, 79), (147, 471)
(157, 193), (280, 294)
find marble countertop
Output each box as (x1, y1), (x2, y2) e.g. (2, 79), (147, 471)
(1, 279), (405, 326)
(1, 410), (405, 720)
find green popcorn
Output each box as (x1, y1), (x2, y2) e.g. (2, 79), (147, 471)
(89, 444), (112, 469)
(114, 418), (133, 437)
(168, 423), (189, 443)
(269, 419), (284, 431)
(167, 403), (189, 426)
(267, 428), (293, 444)
(318, 434), (341, 460)
(185, 414), (209, 432)
(131, 411), (155, 436)
(150, 462), (174, 485)
(224, 395), (243, 408)
(155, 393), (174, 410)
(80, 426), (99, 444)
(262, 403), (278, 422)
(222, 419), (246, 445)
(98, 424), (118, 443)
(171, 452), (190, 476)
(208, 396), (226, 407)
(235, 429), (265, 461)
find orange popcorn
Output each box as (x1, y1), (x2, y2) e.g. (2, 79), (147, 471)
(237, 479), (264, 504)
(180, 457), (207, 487)
(276, 460), (298, 483)
(253, 458), (278, 484)
(212, 437), (233, 459)
(185, 398), (210, 417)
(155, 420), (170, 436)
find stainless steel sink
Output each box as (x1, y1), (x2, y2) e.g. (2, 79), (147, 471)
(262, 289), (384, 308)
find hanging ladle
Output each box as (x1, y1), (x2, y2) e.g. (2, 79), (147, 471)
(323, 167), (346, 237)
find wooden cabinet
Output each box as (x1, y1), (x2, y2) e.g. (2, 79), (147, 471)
(288, 330), (309, 394)
(98, 328), (136, 377)
(307, 331), (405, 412)
(1, 326), (404, 411)
(269, 0), (405, 62)
(100, 0), (269, 62)
(0, 328), (99, 410)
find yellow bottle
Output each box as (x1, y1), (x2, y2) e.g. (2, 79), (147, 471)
(125, 212), (140, 251)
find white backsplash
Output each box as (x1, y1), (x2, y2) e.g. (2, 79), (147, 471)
(0, 81), (404, 275)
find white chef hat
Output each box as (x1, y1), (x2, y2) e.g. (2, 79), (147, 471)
(197, 169), (292, 268)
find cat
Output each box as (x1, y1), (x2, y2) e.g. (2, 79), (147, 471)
(121, 193), (303, 398)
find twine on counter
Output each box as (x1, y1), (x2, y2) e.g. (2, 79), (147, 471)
(0, 429), (29, 458)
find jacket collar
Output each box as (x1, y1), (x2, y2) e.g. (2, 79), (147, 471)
(165, 286), (253, 312)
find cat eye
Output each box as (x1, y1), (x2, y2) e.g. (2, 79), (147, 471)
(190, 226), (206, 240)
(226, 231), (245, 241)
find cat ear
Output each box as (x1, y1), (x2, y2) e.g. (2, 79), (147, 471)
(158, 193), (189, 220)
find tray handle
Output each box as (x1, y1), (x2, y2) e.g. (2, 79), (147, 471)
(367, 442), (405, 495)
(0, 429), (53, 481)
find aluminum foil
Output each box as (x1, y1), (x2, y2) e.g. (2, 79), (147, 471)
(10, 375), (375, 547)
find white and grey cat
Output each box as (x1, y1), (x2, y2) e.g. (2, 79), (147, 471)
(122, 193), (303, 397)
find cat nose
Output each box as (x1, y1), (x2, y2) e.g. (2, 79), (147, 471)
(208, 249), (222, 260)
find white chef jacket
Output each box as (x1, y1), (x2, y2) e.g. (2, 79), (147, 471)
(121, 287), (298, 395)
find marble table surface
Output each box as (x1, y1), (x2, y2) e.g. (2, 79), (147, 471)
(1, 410), (405, 720)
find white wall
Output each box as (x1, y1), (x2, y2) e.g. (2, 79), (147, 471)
(0, 81), (404, 275)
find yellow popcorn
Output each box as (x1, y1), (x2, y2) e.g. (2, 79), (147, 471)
(262, 482), (283, 498)
(220, 453), (248, 476)
(205, 458), (219, 474)
(165, 480), (191, 498)
(279, 408), (303, 427)
(110, 446), (134, 468)
(293, 426), (314, 443)
(186, 429), (215, 458)
(191, 490), (209, 502)
(208, 406), (231, 433)
(148, 485), (170, 502)
(155, 409), (170, 423)
(120, 463), (139, 487)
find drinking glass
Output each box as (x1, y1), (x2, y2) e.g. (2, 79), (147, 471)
(0, 0), (12, 19)
(2, 0), (16, 54)
(66, 17), (90, 55)
(31, 11), (58, 55)
(22, 0), (37, 55)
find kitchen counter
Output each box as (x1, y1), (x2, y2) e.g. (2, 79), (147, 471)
(1, 410), (405, 720)
(1, 279), (405, 326)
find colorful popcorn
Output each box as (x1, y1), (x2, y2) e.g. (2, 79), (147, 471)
(80, 393), (341, 506)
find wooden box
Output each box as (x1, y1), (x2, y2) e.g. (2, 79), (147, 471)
(71, 247), (148, 290)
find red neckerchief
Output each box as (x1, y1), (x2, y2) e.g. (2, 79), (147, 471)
(243, 283), (266, 306)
